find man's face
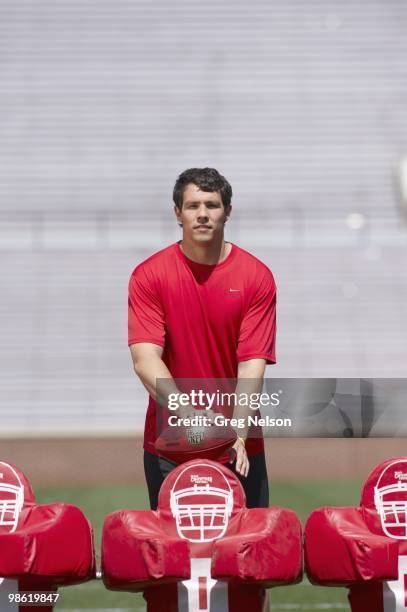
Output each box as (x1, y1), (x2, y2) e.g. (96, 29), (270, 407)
(175, 183), (230, 243)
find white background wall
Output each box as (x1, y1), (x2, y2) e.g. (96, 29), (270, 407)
(1, 0), (406, 434)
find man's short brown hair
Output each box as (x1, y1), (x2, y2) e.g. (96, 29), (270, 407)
(173, 167), (232, 212)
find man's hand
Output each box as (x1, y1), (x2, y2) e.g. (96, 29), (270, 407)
(227, 357), (266, 478)
(228, 437), (249, 477)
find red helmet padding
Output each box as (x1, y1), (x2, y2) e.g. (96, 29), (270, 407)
(102, 459), (303, 593)
(0, 461), (95, 586)
(361, 456), (407, 538)
(0, 461), (35, 510)
(156, 460), (246, 548)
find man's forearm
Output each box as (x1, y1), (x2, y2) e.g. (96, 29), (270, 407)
(232, 359), (266, 440)
(132, 350), (203, 418)
(133, 354), (179, 407)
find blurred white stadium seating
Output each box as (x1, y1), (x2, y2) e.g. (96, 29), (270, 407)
(0, 0), (406, 434)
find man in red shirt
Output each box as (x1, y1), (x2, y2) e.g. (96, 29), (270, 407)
(128, 167), (276, 511)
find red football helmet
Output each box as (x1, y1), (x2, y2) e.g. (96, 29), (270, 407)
(169, 462), (234, 543)
(374, 458), (407, 539)
(0, 461), (25, 533)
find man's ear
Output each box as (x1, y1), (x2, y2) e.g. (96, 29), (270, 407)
(225, 204), (232, 221)
(174, 205), (183, 227)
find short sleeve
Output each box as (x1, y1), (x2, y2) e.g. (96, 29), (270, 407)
(128, 267), (165, 347)
(237, 268), (277, 364)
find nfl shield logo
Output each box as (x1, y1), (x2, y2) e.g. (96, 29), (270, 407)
(187, 428), (205, 445)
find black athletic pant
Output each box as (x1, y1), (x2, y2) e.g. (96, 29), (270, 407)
(144, 450), (269, 510)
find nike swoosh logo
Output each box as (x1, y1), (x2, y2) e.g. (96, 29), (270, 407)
(229, 288), (240, 292)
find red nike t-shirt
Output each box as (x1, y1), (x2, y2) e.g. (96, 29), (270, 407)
(128, 242), (277, 456)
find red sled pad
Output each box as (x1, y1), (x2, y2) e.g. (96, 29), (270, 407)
(304, 457), (407, 612)
(211, 506), (303, 586)
(0, 461), (95, 589)
(305, 506), (398, 585)
(102, 459), (302, 611)
(102, 510), (191, 591)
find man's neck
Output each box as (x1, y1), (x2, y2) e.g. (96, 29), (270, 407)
(180, 238), (231, 265)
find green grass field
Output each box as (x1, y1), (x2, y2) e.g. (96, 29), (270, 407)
(35, 479), (363, 610)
